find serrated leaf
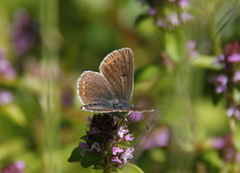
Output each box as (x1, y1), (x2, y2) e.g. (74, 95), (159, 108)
(68, 147), (83, 162)
(81, 152), (103, 168)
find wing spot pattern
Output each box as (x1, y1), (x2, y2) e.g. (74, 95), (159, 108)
(107, 56), (119, 65)
(82, 80), (87, 89)
(81, 80), (87, 96)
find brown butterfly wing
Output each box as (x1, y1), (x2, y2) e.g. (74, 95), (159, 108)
(77, 71), (116, 107)
(99, 48), (134, 101)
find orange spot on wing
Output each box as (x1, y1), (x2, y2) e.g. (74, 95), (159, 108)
(82, 85), (86, 89)
(82, 92), (86, 96)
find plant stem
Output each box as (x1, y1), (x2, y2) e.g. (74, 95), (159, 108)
(40, 0), (61, 172)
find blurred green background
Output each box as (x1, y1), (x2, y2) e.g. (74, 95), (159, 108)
(0, 0), (240, 172)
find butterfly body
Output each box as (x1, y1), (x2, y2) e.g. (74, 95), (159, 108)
(81, 97), (133, 112)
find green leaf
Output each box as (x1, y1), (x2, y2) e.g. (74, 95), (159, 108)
(118, 141), (131, 148)
(134, 13), (150, 26)
(117, 163), (144, 173)
(135, 64), (159, 82)
(81, 152), (103, 168)
(165, 31), (187, 62)
(233, 123), (240, 151)
(236, 85), (240, 93)
(2, 104), (27, 126)
(68, 147), (83, 162)
(202, 150), (224, 169)
(233, 88), (240, 103)
(149, 148), (166, 162)
(212, 93), (223, 105)
(192, 55), (222, 70)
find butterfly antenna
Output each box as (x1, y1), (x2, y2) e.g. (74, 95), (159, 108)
(143, 119), (150, 130)
(143, 118), (150, 130)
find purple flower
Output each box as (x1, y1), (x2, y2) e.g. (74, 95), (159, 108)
(0, 48), (16, 79)
(112, 146), (124, 155)
(179, 0), (189, 8)
(237, 153), (240, 163)
(125, 134), (134, 141)
(227, 53), (240, 62)
(210, 41), (240, 120)
(181, 11), (194, 22)
(1, 161), (25, 173)
(128, 112), (143, 122)
(79, 142), (88, 149)
(233, 71), (240, 84)
(89, 127), (101, 134)
(11, 9), (39, 55)
(227, 104), (240, 119)
(223, 41), (240, 59)
(86, 117), (92, 127)
(61, 88), (73, 107)
(144, 127), (170, 149)
(214, 55), (225, 68)
(187, 41), (199, 57)
(212, 74), (228, 93)
(0, 90), (13, 105)
(111, 156), (122, 163)
(117, 125), (129, 138)
(141, 0), (194, 29)
(90, 142), (101, 152)
(69, 114), (135, 171)
(212, 135), (240, 162)
(168, 13), (180, 26)
(148, 8), (157, 16)
(156, 19), (167, 28)
(212, 137), (225, 149)
(120, 148), (134, 164)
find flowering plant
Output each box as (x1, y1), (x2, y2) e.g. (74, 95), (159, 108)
(68, 114), (143, 173)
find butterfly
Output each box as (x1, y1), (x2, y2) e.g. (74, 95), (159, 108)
(77, 48), (153, 116)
